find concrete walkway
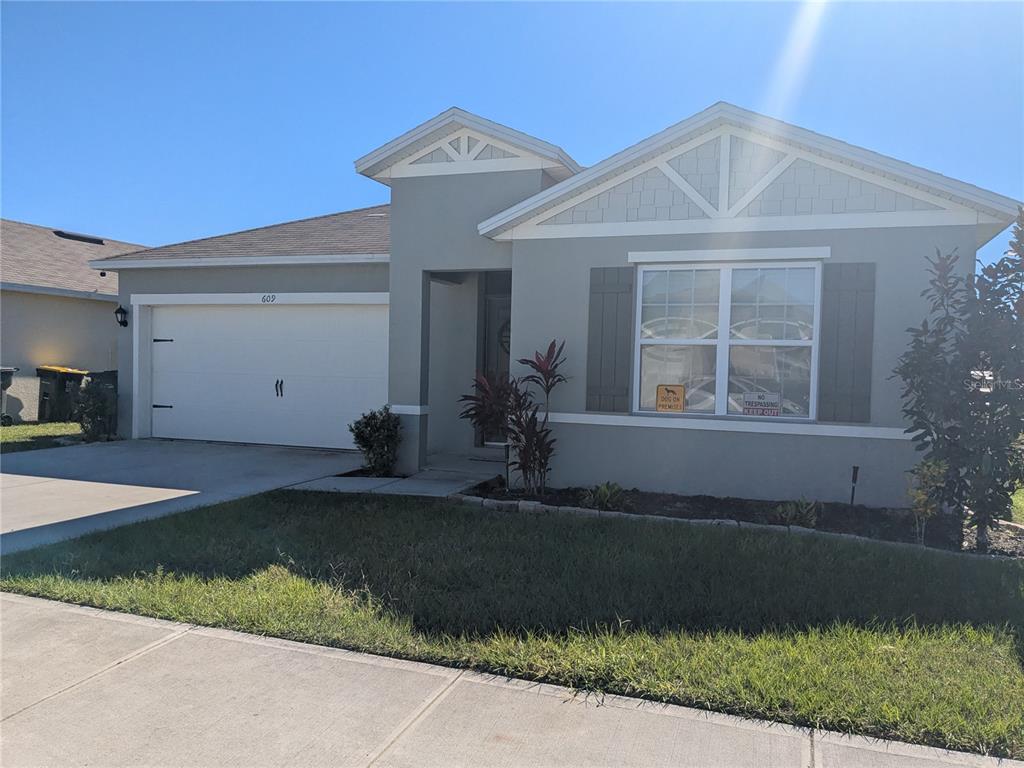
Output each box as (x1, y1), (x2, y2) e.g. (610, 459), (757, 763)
(1, 594), (1012, 768)
(0, 440), (360, 554)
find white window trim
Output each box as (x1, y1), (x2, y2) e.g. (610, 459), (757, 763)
(632, 260), (822, 420)
(628, 246), (830, 263)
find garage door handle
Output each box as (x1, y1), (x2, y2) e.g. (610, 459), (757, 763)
(274, 379), (283, 397)
(153, 338), (174, 343)
(152, 404), (173, 409)
(280, 379), (284, 398)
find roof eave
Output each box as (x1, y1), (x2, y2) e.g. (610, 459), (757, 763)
(89, 253), (390, 270)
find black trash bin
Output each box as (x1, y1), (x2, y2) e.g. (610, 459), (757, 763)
(1, 366), (19, 426)
(35, 366), (89, 422)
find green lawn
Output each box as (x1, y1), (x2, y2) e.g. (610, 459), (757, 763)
(3, 492), (1022, 757)
(0, 421), (81, 453)
(1012, 487), (1023, 524)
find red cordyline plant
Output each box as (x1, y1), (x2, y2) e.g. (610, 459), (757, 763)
(459, 339), (568, 494)
(518, 340), (567, 413)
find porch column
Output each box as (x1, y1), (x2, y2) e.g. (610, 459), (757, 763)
(389, 269), (430, 475)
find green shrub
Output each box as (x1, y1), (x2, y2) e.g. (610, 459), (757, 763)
(348, 406), (401, 476)
(774, 498), (819, 528)
(75, 377), (116, 441)
(580, 481), (628, 511)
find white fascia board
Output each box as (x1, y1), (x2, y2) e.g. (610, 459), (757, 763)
(89, 254), (390, 270)
(1, 282), (118, 302)
(494, 210), (986, 241)
(479, 102), (1021, 237)
(354, 107), (581, 180)
(130, 292), (388, 306)
(628, 247), (830, 263)
(547, 412), (911, 440)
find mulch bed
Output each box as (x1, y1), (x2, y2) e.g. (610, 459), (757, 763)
(469, 480), (969, 551)
(962, 524), (1024, 558)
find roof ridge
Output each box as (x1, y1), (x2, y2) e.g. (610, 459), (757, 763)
(112, 203), (390, 259)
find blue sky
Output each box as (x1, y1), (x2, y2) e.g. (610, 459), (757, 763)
(2, 1), (1021, 264)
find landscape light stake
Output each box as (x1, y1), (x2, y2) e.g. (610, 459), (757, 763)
(850, 465), (860, 506)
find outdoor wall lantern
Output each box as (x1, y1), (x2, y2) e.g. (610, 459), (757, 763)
(114, 305), (129, 327)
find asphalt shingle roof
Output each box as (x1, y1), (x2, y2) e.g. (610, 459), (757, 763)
(93, 204), (391, 264)
(1, 219), (143, 297)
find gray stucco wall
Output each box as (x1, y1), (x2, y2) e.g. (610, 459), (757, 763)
(114, 263), (388, 438)
(549, 422), (919, 507)
(510, 224), (978, 427)
(506, 224), (979, 506)
(387, 169), (547, 471)
(427, 275), (479, 455)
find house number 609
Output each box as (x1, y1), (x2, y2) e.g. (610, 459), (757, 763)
(261, 294), (277, 303)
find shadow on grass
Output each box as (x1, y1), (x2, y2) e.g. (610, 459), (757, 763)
(3, 490), (1022, 637)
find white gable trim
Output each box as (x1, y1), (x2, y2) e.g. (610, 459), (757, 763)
(380, 129), (565, 180)
(491, 123), (1005, 240)
(479, 102), (1020, 237)
(355, 107), (580, 184)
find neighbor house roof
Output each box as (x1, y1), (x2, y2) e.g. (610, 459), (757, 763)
(1, 219), (143, 300)
(91, 204), (390, 269)
(478, 102), (1022, 238)
(355, 107), (582, 184)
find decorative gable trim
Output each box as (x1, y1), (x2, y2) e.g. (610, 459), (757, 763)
(479, 102), (1019, 239)
(493, 123), (1000, 240)
(384, 128), (559, 180)
(355, 107), (580, 185)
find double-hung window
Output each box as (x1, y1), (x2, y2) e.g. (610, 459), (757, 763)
(635, 262), (820, 418)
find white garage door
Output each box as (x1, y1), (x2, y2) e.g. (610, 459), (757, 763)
(149, 303), (388, 449)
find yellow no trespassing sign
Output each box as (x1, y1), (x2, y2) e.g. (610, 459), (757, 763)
(656, 384), (685, 413)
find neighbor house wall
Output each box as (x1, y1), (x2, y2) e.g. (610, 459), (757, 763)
(113, 263), (388, 439)
(0, 289), (118, 422)
(506, 223), (979, 506)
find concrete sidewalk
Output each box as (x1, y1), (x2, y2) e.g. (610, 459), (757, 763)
(1, 595), (1013, 768)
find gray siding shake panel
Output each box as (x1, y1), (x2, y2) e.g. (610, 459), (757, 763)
(818, 263), (875, 423)
(586, 267), (635, 412)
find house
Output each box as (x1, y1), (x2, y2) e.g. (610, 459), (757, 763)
(0, 220), (144, 422)
(90, 103), (1020, 507)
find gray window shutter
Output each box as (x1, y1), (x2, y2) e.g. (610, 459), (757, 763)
(818, 263), (875, 423)
(586, 267), (635, 412)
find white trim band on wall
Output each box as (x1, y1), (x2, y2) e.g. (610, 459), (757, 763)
(546, 412), (912, 440)
(389, 405), (430, 416)
(628, 246), (830, 264)
(130, 292), (389, 306)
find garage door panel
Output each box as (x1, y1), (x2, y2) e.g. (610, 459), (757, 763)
(148, 303), (388, 449)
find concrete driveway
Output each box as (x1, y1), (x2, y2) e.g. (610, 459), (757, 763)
(0, 440), (360, 553)
(0, 594), (1005, 768)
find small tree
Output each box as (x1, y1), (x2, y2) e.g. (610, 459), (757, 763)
(895, 208), (1024, 552)
(907, 459), (946, 545)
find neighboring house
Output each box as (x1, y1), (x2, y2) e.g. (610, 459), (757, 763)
(91, 103), (1020, 506)
(0, 220), (144, 422)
